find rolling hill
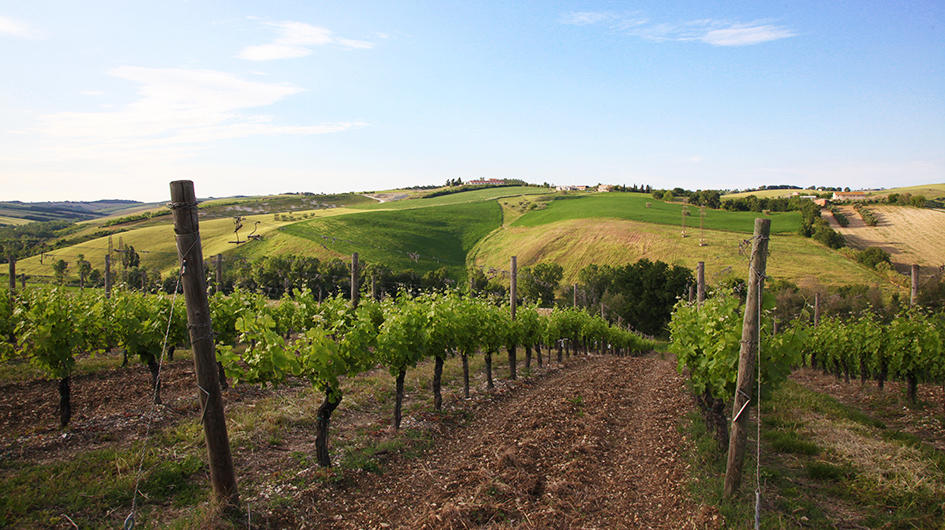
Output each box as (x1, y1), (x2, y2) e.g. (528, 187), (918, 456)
(7, 183), (942, 296)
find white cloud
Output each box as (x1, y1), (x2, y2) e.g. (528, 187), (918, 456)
(563, 12), (795, 47)
(559, 12), (613, 26)
(700, 24), (797, 46)
(0, 15), (44, 39)
(81, 91), (105, 96)
(238, 21), (374, 61)
(35, 67), (365, 162)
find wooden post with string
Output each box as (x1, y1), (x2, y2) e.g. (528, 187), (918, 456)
(724, 218), (770, 498)
(350, 253), (359, 309)
(169, 180), (238, 507)
(697, 261), (705, 307)
(215, 254), (223, 295)
(8, 256), (15, 298)
(911, 264), (919, 307)
(509, 256), (517, 380)
(104, 255), (111, 298)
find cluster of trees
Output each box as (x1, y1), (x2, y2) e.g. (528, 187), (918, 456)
(884, 193), (927, 208)
(571, 259), (693, 337)
(205, 255), (691, 338)
(204, 255), (459, 300)
(651, 188), (724, 209)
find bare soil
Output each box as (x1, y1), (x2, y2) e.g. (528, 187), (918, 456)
(0, 354), (702, 529)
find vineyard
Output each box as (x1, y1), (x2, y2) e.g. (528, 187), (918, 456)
(2, 182), (945, 528)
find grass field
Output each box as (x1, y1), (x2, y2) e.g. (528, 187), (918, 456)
(261, 200), (504, 278)
(358, 186), (549, 211)
(470, 217), (891, 291)
(0, 215), (30, 226)
(513, 193), (803, 234)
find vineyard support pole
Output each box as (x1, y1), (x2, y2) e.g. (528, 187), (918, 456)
(509, 256), (517, 380)
(911, 264), (919, 307)
(169, 180), (239, 507)
(814, 292), (820, 328)
(724, 218), (770, 498)
(216, 254), (223, 295)
(350, 253), (359, 309)
(689, 284), (694, 304)
(697, 261), (705, 307)
(8, 256), (15, 297)
(573, 283), (577, 308)
(104, 255), (111, 299)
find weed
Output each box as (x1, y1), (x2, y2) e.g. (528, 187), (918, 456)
(763, 430), (820, 455)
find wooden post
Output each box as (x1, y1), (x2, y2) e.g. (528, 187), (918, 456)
(689, 284), (694, 304)
(724, 218), (770, 498)
(8, 256), (15, 296)
(697, 261), (705, 307)
(371, 274), (377, 300)
(509, 256), (517, 380)
(573, 283), (578, 308)
(215, 254), (223, 295)
(813, 292), (820, 328)
(169, 180), (238, 506)
(911, 264), (919, 307)
(350, 253), (359, 309)
(104, 255), (111, 299)
(510, 256), (517, 320)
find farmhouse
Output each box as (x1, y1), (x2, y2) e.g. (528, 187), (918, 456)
(832, 191), (869, 201)
(467, 178), (505, 186)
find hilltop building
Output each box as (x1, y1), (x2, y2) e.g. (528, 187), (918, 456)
(832, 191), (869, 201)
(467, 178), (505, 186)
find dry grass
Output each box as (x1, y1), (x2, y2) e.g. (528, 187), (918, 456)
(830, 204), (945, 274)
(468, 217), (890, 289)
(805, 416), (943, 499)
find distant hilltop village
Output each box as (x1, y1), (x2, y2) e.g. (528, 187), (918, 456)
(554, 184), (614, 192)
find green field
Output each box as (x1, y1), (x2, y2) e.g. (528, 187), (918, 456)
(513, 193), (803, 234)
(236, 200), (504, 278)
(358, 186), (549, 210)
(10, 184), (914, 293)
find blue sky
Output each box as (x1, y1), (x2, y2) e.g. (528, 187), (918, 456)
(1, 1), (942, 202)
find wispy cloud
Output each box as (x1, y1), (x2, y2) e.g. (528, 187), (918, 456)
(36, 67), (365, 162)
(560, 11), (795, 46)
(238, 20), (374, 61)
(700, 24), (796, 46)
(0, 15), (44, 39)
(559, 12), (615, 26)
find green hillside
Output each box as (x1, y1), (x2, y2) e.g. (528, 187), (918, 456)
(232, 200), (503, 278)
(7, 185), (908, 294)
(513, 193), (803, 234)
(359, 186), (549, 210)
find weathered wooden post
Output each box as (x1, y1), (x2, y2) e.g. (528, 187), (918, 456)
(573, 283), (578, 308)
(104, 255), (111, 298)
(911, 264), (919, 307)
(688, 284), (694, 303)
(215, 254), (223, 295)
(350, 253), (359, 309)
(169, 180), (238, 507)
(8, 256), (15, 297)
(697, 261), (706, 307)
(508, 256), (517, 380)
(724, 218), (770, 498)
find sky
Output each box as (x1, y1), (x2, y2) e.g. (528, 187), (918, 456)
(1, 1), (943, 202)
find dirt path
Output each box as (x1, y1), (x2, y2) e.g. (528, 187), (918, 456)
(284, 356), (697, 530)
